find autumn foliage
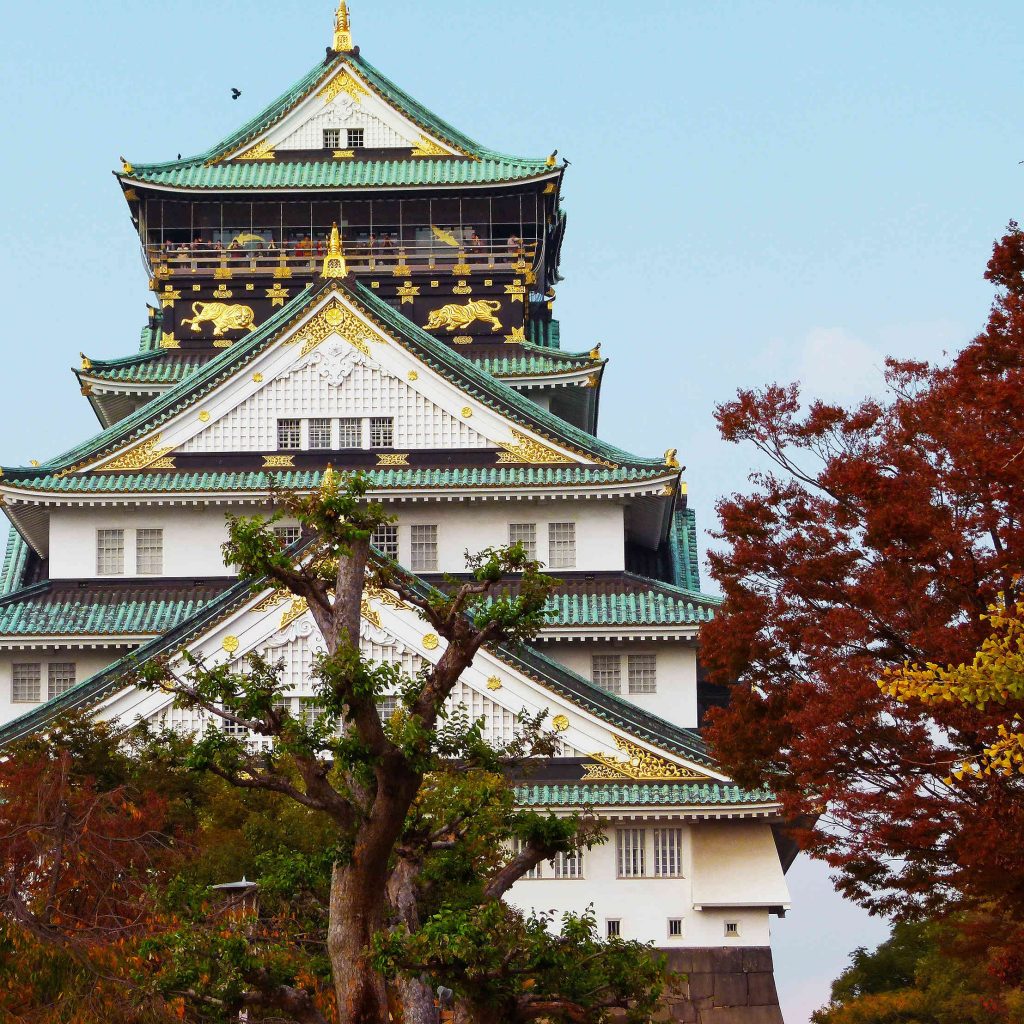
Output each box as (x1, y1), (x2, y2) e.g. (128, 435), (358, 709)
(702, 223), (1024, 918)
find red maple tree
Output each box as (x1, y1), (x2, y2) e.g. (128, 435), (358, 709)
(702, 223), (1024, 917)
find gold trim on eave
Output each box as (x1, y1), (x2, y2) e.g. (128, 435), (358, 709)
(581, 737), (709, 782)
(98, 434), (176, 473)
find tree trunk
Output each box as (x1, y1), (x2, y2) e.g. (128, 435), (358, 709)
(387, 857), (438, 1024)
(328, 859), (390, 1024)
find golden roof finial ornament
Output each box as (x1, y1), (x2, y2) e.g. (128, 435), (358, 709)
(664, 448), (680, 469)
(321, 223), (348, 278)
(333, 1), (353, 52)
(322, 463), (338, 492)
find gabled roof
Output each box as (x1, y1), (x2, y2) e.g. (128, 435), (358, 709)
(0, 528), (30, 597)
(2, 279), (671, 490)
(120, 50), (558, 193)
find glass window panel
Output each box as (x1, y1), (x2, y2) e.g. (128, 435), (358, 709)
(508, 523), (537, 560)
(591, 654), (621, 694)
(616, 828), (646, 878)
(548, 522), (576, 568)
(308, 418), (332, 449)
(48, 663), (76, 699)
(12, 663), (41, 703)
(136, 529), (163, 575)
(338, 418), (361, 448)
(97, 528), (125, 575)
(627, 654), (657, 694)
(277, 419), (301, 450)
(653, 828), (684, 878)
(369, 417), (394, 448)
(372, 525), (399, 560)
(410, 525), (438, 572)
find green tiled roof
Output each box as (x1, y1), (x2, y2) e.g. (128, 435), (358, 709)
(123, 52), (554, 192)
(1, 465), (666, 496)
(670, 507), (701, 592)
(543, 586), (715, 627)
(0, 529), (29, 597)
(84, 352), (204, 386)
(2, 280), (670, 485)
(0, 583), (224, 637)
(473, 346), (600, 378)
(515, 782), (775, 807)
(527, 319), (561, 349)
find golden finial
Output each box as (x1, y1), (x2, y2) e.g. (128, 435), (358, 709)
(119, 155), (134, 174)
(333, 1), (353, 52)
(588, 343), (601, 361)
(546, 150), (558, 167)
(322, 223), (348, 279)
(322, 463), (338, 492)
(664, 448), (680, 469)
(80, 352), (92, 371)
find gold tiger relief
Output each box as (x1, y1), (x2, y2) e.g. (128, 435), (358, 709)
(182, 302), (258, 337)
(424, 299), (503, 333)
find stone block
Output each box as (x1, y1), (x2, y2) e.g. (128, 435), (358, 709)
(741, 948), (775, 973)
(686, 972), (715, 1002)
(697, 1007), (785, 1024)
(747, 972), (779, 1006)
(712, 972), (748, 1007)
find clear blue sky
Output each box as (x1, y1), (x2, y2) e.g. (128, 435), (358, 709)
(1, 1), (1019, 1018)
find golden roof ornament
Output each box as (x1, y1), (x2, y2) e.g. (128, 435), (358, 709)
(321, 223), (348, 279)
(321, 463), (338, 492)
(664, 448), (680, 469)
(333, 1), (354, 52)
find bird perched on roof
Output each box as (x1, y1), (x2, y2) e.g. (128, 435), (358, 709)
(231, 88), (242, 100)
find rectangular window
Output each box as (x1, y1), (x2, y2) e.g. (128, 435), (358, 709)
(654, 828), (684, 878)
(277, 418), (301, 450)
(369, 417), (394, 448)
(347, 127), (365, 148)
(548, 522), (576, 569)
(274, 525), (302, 547)
(301, 702), (326, 730)
(323, 128), (341, 149)
(136, 529), (163, 575)
(551, 849), (584, 879)
(509, 523), (537, 560)
(96, 528), (125, 576)
(12, 663), (41, 703)
(616, 828), (646, 878)
(511, 837), (543, 879)
(606, 920), (621, 938)
(668, 918), (683, 938)
(410, 525), (438, 571)
(338, 417), (362, 448)
(725, 921), (741, 938)
(308, 418), (332, 449)
(47, 663), (76, 700)
(372, 524), (399, 560)
(377, 694), (399, 720)
(628, 654), (657, 694)
(591, 654), (621, 694)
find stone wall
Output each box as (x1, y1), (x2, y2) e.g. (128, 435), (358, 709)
(656, 947), (784, 1023)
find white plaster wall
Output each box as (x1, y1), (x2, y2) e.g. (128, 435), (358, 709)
(505, 821), (778, 947)
(277, 94), (413, 150)
(546, 641), (697, 728)
(0, 648), (127, 726)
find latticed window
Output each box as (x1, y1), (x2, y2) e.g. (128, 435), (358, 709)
(668, 918), (683, 938)
(277, 419), (301, 450)
(509, 523), (537, 560)
(548, 522), (576, 568)
(410, 525), (438, 571)
(136, 529), (163, 575)
(606, 920), (621, 938)
(369, 417), (394, 448)
(96, 529), (125, 575)
(338, 417), (362, 448)
(725, 922), (740, 938)
(591, 654), (621, 694)
(301, 702), (327, 729)
(48, 663), (76, 700)
(372, 524), (399, 560)
(511, 836), (543, 879)
(377, 694), (399, 720)
(628, 654), (657, 694)
(308, 418), (332, 449)
(12, 663), (41, 703)
(551, 849), (584, 879)
(347, 128), (365, 148)
(323, 128), (341, 149)
(274, 525), (302, 547)
(653, 828), (684, 878)
(616, 828), (646, 878)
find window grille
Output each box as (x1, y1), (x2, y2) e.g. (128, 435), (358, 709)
(653, 827), (684, 877)
(136, 529), (163, 575)
(616, 828), (646, 878)
(511, 836), (543, 879)
(301, 702), (327, 729)
(369, 417), (394, 448)
(347, 128), (365, 148)
(277, 418), (301, 450)
(628, 654), (657, 694)
(668, 918), (683, 938)
(338, 417), (362, 448)
(410, 525), (438, 571)
(47, 663), (76, 700)
(96, 528), (125, 575)
(548, 522), (576, 568)
(221, 714), (249, 738)
(372, 524), (399, 560)
(323, 128), (341, 149)
(377, 694), (399, 720)
(509, 523), (537, 560)
(308, 418), (332, 449)
(591, 654), (621, 694)
(12, 663), (41, 703)
(274, 525), (302, 547)
(551, 849), (584, 879)
(724, 922), (740, 938)
(606, 920), (621, 938)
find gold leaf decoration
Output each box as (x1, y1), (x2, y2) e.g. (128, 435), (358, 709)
(263, 455), (294, 468)
(504, 325), (526, 344)
(429, 224), (459, 247)
(487, 676), (503, 691)
(160, 332), (179, 349)
(280, 597), (309, 630)
(319, 70), (367, 104)
(236, 138), (276, 161)
(422, 633), (440, 651)
(412, 135), (449, 157)
(99, 434), (175, 472)
(580, 737), (709, 782)
(496, 429), (573, 465)
(222, 635), (240, 654)
(361, 600), (382, 628)
(376, 453), (409, 466)
(551, 714), (570, 732)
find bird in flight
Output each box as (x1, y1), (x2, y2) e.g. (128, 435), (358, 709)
(231, 88), (242, 100)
